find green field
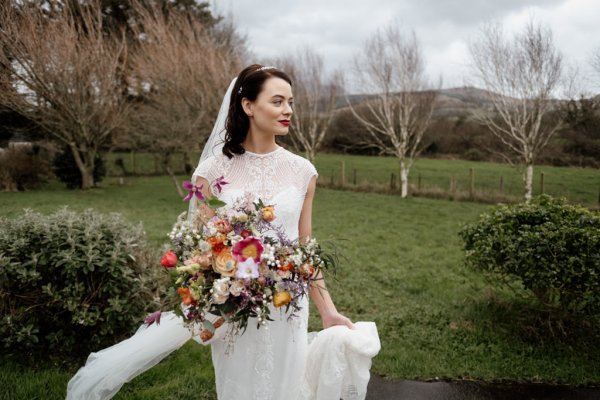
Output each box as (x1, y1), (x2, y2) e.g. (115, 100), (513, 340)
(1, 164), (599, 399)
(105, 151), (600, 207)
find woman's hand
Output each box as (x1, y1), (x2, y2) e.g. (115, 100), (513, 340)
(322, 311), (355, 330)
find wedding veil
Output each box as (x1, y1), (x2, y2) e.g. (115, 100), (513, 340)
(187, 78), (237, 223)
(66, 79), (237, 400)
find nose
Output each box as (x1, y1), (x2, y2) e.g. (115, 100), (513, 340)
(283, 102), (293, 116)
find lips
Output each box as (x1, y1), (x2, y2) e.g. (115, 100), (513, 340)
(278, 120), (290, 127)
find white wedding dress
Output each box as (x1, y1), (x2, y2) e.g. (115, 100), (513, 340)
(67, 147), (380, 400)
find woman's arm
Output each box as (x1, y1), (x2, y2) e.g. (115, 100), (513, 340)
(299, 176), (354, 330)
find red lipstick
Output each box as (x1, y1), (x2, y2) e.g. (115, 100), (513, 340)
(279, 120), (290, 127)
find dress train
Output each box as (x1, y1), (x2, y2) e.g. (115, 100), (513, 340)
(66, 314), (380, 400)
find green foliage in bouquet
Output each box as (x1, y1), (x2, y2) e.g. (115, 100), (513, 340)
(0, 208), (162, 360)
(459, 195), (600, 318)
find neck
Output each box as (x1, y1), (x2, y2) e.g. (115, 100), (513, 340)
(242, 131), (279, 154)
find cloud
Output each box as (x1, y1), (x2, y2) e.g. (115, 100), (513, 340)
(211, 0), (600, 91)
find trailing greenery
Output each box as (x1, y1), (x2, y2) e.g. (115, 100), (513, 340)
(459, 195), (600, 318)
(0, 208), (162, 360)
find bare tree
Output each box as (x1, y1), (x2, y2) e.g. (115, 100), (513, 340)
(0, 1), (130, 189)
(274, 49), (340, 163)
(126, 2), (240, 195)
(347, 26), (437, 198)
(469, 19), (564, 202)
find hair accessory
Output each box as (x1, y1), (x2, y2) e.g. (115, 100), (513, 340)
(238, 86), (242, 94)
(258, 66), (276, 71)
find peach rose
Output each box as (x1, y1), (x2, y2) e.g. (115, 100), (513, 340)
(213, 249), (237, 277)
(214, 219), (233, 234)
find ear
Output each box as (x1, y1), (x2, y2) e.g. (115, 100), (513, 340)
(241, 98), (253, 117)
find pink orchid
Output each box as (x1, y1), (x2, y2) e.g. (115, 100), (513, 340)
(182, 181), (204, 202)
(213, 175), (229, 193)
(144, 310), (162, 327)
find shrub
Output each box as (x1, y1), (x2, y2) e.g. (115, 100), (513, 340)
(53, 145), (106, 189)
(0, 208), (163, 360)
(0, 145), (52, 191)
(459, 195), (600, 318)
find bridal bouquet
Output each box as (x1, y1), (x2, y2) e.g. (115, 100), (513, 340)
(146, 176), (336, 343)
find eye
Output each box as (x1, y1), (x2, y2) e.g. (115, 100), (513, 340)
(273, 100), (282, 106)
(288, 101), (294, 108)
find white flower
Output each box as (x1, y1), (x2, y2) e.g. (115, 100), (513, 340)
(198, 240), (211, 252)
(212, 277), (230, 304)
(235, 258), (259, 279)
(229, 280), (245, 296)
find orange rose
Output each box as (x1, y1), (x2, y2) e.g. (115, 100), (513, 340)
(213, 249), (237, 277)
(261, 206), (276, 222)
(273, 291), (292, 308)
(208, 235), (225, 254)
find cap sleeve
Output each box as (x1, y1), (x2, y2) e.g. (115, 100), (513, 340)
(192, 156), (216, 182)
(300, 159), (318, 196)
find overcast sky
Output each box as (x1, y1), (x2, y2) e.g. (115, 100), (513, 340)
(210, 0), (600, 93)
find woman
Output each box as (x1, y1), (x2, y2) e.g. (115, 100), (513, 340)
(67, 64), (379, 400)
(192, 64), (354, 399)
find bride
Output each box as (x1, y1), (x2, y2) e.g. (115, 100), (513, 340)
(67, 64), (380, 400)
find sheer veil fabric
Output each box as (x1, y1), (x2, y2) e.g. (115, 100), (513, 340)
(66, 76), (380, 400)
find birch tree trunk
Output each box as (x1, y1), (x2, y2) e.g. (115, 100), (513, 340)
(469, 18), (564, 202)
(346, 26), (437, 198)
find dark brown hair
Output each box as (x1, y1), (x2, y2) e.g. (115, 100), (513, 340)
(222, 64), (293, 158)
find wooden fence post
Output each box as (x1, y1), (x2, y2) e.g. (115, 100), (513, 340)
(449, 176), (456, 196)
(469, 168), (474, 198)
(353, 169), (357, 185)
(340, 160), (346, 187)
(390, 173), (395, 190)
(540, 172), (545, 195)
(330, 170), (334, 186)
(418, 173), (422, 190)
(499, 176), (504, 193)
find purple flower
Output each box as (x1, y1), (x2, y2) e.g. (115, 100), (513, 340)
(182, 181), (204, 202)
(144, 310), (162, 327)
(213, 175), (229, 193)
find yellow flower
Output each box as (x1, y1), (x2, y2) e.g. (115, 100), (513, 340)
(273, 291), (292, 308)
(261, 206), (276, 222)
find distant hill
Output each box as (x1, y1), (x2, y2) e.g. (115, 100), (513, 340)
(338, 86), (499, 118)
(339, 86), (595, 119)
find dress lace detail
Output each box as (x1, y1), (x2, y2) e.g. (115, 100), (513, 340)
(199, 147), (316, 400)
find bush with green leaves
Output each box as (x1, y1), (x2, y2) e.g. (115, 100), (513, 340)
(53, 145), (106, 189)
(0, 208), (163, 359)
(459, 195), (600, 317)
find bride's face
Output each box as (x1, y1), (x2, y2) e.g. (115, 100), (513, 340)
(244, 77), (294, 136)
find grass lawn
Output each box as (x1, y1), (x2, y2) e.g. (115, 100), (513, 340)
(105, 151), (600, 207)
(1, 174), (599, 399)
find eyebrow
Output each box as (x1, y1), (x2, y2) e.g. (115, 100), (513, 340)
(271, 94), (294, 100)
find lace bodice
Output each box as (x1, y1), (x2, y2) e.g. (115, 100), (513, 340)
(192, 146), (318, 242)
